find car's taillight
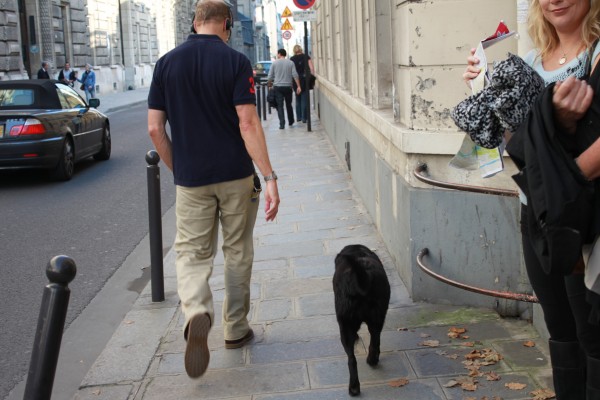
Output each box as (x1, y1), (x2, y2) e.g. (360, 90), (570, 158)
(9, 119), (46, 136)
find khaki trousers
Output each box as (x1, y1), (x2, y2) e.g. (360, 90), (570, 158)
(175, 175), (258, 341)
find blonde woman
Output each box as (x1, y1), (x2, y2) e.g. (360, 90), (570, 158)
(290, 44), (315, 123)
(464, 1), (600, 398)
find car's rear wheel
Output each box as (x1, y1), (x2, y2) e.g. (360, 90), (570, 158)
(53, 137), (74, 181)
(93, 124), (111, 161)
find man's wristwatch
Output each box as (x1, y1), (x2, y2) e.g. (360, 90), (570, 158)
(264, 171), (278, 181)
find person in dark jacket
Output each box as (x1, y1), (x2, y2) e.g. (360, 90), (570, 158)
(57, 62), (75, 87)
(290, 45), (315, 123)
(37, 62), (50, 79)
(463, 1), (600, 398)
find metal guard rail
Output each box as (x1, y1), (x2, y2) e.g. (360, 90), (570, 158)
(417, 248), (539, 303)
(413, 163), (518, 198)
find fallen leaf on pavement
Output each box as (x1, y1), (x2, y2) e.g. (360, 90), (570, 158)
(443, 379), (459, 388)
(419, 339), (440, 347)
(505, 382), (527, 390)
(523, 340), (536, 347)
(462, 342), (475, 347)
(389, 378), (409, 387)
(485, 371), (501, 381)
(420, 333), (431, 338)
(530, 388), (556, 399)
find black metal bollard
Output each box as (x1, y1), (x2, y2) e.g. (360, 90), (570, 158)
(261, 85), (267, 120)
(146, 150), (165, 302)
(24, 256), (76, 400)
(256, 84), (262, 118)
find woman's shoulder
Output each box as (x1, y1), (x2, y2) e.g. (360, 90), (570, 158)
(522, 49), (539, 67)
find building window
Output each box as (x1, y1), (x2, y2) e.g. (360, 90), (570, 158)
(95, 31), (108, 48)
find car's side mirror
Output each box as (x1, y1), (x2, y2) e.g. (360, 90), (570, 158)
(88, 98), (100, 108)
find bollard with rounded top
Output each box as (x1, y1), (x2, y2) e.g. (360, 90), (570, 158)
(24, 256), (76, 400)
(146, 150), (165, 302)
(146, 149), (160, 166)
(256, 83), (262, 118)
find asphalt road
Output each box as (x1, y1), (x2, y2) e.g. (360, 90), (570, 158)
(0, 103), (176, 399)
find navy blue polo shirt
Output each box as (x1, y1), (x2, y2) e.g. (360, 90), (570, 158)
(148, 34), (257, 187)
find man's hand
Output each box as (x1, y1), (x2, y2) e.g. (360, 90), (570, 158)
(553, 76), (594, 134)
(296, 86), (302, 95)
(263, 180), (280, 221)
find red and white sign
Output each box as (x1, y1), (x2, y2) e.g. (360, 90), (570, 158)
(293, 0), (316, 10)
(282, 30), (292, 40)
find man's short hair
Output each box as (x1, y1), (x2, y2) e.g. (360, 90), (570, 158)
(41, 61), (48, 68)
(277, 49), (287, 57)
(196, 1), (231, 26)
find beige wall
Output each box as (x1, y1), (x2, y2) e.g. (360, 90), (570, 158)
(313, 0), (534, 188)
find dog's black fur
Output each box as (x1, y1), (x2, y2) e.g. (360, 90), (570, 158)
(333, 244), (391, 396)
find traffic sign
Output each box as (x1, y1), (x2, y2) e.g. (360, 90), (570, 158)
(292, 10), (316, 21)
(281, 18), (294, 31)
(281, 6), (293, 18)
(282, 30), (292, 40)
(293, 0), (316, 10)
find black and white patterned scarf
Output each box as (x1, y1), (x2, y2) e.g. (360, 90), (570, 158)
(451, 53), (546, 149)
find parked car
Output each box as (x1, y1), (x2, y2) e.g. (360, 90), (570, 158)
(253, 61), (272, 84)
(0, 79), (110, 181)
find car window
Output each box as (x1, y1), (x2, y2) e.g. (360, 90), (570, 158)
(0, 89), (35, 108)
(254, 62), (271, 73)
(56, 83), (87, 109)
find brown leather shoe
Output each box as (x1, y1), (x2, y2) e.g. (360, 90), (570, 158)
(225, 328), (254, 349)
(184, 313), (211, 378)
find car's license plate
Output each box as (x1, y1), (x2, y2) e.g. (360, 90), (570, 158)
(0, 124), (3, 137)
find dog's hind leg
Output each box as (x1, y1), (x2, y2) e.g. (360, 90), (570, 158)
(339, 325), (361, 396)
(366, 320), (384, 367)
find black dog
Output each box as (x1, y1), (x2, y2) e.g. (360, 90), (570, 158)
(333, 244), (391, 396)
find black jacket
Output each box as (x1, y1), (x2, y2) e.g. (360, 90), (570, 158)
(507, 83), (597, 275)
(37, 68), (50, 79)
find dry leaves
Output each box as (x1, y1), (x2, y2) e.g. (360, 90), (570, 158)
(388, 378), (409, 388)
(419, 339), (440, 347)
(447, 326), (468, 339)
(523, 340), (536, 347)
(505, 382), (527, 390)
(443, 376), (478, 391)
(531, 388), (556, 399)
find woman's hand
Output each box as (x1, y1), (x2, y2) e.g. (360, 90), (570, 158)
(463, 48), (482, 88)
(553, 76), (594, 134)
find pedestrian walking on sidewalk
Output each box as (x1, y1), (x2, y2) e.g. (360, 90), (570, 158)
(77, 64), (96, 102)
(267, 48), (302, 129)
(290, 45), (315, 123)
(463, 1), (600, 398)
(148, 0), (280, 380)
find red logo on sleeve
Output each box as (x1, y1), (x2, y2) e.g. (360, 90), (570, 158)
(249, 77), (256, 94)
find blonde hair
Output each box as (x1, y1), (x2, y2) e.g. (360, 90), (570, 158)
(528, 0), (600, 60)
(196, 0), (231, 26)
(293, 45), (303, 55)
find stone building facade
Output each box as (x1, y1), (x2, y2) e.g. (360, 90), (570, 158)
(310, 0), (546, 332)
(0, 0), (269, 92)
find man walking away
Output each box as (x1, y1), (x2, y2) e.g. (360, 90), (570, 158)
(267, 48), (301, 129)
(148, 0), (280, 380)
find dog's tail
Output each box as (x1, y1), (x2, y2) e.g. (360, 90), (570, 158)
(335, 254), (373, 297)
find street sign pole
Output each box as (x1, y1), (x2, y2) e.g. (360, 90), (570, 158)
(304, 21), (311, 132)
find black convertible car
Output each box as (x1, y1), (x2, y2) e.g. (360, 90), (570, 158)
(0, 79), (110, 180)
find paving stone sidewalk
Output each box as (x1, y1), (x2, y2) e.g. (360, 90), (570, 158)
(72, 104), (554, 400)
